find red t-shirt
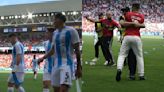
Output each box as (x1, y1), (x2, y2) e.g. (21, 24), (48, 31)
(125, 11), (144, 36)
(100, 19), (120, 37)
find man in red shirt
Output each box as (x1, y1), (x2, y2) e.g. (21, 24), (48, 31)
(100, 11), (121, 66)
(116, 3), (145, 81)
(86, 11), (120, 66)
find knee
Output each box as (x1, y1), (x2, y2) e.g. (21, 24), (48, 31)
(53, 87), (60, 92)
(15, 85), (20, 89)
(43, 81), (50, 88)
(60, 84), (69, 92)
(8, 82), (14, 87)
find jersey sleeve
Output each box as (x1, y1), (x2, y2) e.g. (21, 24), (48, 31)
(15, 43), (23, 55)
(112, 20), (121, 28)
(71, 28), (80, 44)
(139, 14), (144, 23)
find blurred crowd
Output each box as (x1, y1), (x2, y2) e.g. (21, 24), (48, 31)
(82, 0), (164, 33)
(0, 33), (46, 47)
(0, 54), (44, 69)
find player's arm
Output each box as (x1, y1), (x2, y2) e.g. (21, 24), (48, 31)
(73, 43), (82, 78)
(38, 46), (54, 64)
(13, 45), (22, 72)
(30, 60), (33, 67)
(120, 20), (145, 28)
(134, 22), (145, 28)
(71, 28), (82, 78)
(85, 16), (99, 23)
(16, 54), (21, 66)
(112, 20), (122, 29)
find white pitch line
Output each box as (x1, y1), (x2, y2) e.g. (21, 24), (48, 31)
(76, 79), (81, 92)
(144, 51), (148, 54)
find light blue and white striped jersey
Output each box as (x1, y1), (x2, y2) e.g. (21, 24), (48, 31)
(11, 41), (25, 72)
(32, 59), (38, 69)
(43, 40), (54, 73)
(52, 26), (80, 69)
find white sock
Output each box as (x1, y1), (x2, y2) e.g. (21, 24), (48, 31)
(34, 74), (37, 79)
(18, 86), (25, 92)
(7, 87), (14, 92)
(43, 88), (49, 92)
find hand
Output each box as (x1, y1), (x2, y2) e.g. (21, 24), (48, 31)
(12, 65), (18, 72)
(134, 22), (145, 28)
(37, 57), (44, 65)
(75, 66), (82, 79)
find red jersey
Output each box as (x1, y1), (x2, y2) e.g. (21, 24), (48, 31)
(125, 11), (144, 36)
(100, 19), (120, 37)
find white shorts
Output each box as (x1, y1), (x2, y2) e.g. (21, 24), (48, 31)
(33, 67), (38, 72)
(51, 65), (72, 87)
(7, 72), (25, 85)
(43, 72), (51, 81)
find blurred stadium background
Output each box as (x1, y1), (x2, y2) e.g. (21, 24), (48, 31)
(82, 0), (164, 36)
(0, 0), (82, 71)
(0, 0), (82, 91)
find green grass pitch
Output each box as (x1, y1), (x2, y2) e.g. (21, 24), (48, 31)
(82, 36), (164, 92)
(0, 72), (80, 92)
(0, 36), (164, 92)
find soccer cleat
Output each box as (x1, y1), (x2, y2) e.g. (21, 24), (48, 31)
(129, 75), (135, 80)
(139, 76), (145, 80)
(104, 61), (108, 66)
(110, 62), (116, 66)
(91, 58), (98, 62)
(116, 69), (122, 82)
(90, 61), (96, 66)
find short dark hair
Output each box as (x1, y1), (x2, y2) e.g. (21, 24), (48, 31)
(8, 33), (17, 38)
(132, 3), (140, 10)
(98, 13), (103, 18)
(121, 7), (130, 12)
(55, 13), (66, 22)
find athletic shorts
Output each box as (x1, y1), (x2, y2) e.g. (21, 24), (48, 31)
(7, 72), (25, 85)
(51, 65), (72, 87)
(43, 72), (51, 81)
(33, 67), (38, 72)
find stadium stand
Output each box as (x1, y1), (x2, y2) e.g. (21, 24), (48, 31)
(82, 0), (164, 35)
(0, 54), (44, 70)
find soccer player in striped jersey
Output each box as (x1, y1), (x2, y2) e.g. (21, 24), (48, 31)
(7, 33), (25, 92)
(30, 54), (38, 80)
(38, 13), (82, 92)
(42, 27), (55, 92)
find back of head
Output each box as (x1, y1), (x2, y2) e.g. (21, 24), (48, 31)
(8, 33), (17, 38)
(98, 13), (104, 19)
(121, 7), (130, 15)
(132, 3), (140, 12)
(55, 12), (66, 23)
(33, 55), (36, 59)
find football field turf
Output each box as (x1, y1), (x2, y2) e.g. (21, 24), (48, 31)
(82, 36), (164, 92)
(0, 36), (164, 92)
(0, 72), (81, 92)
